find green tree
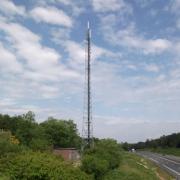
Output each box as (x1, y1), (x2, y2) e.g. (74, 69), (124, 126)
(22, 111), (35, 122)
(40, 118), (81, 148)
(0, 113), (51, 150)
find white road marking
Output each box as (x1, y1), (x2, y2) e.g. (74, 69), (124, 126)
(149, 158), (159, 164)
(163, 164), (180, 176)
(156, 156), (180, 165)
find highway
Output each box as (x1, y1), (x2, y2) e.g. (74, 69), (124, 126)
(137, 151), (180, 179)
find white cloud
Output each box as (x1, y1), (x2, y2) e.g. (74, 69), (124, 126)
(57, 0), (84, 15)
(144, 64), (159, 73)
(0, 104), (46, 117)
(64, 40), (85, 65)
(91, 0), (132, 13)
(90, 55), (180, 110)
(0, 0), (180, 143)
(169, 0), (180, 30)
(170, 0), (180, 14)
(100, 18), (172, 54)
(55, 39), (121, 72)
(0, 20), (58, 69)
(43, 0), (85, 16)
(0, 43), (22, 73)
(51, 27), (70, 42)
(126, 64), (137, 70)
(136, 0), (155, 8)
(0, 19), (79, 82)
(0, 0), (25, 16)
(103, 116), (149, 125)
(94, 115), (180, 142)
(0, 98), (16, 107)
(92, 45), (121, 60)
(120, 36), (171, 54)
(30, 6), (72, 27)
(39, 85), (60, 98)
(0, 17), (81, 104)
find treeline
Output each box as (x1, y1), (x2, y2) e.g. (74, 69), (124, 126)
(122, 132), (180, 150)
(0, 111), (81, 150)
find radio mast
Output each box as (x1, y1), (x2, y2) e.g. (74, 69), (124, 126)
(82, 22), (93, 149)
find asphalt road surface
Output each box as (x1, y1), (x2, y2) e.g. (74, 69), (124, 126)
(137, 151), (180, 179)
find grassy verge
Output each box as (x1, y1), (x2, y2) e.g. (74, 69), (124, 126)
(149, 148), (180, 157)
(104, 152), (174, 180)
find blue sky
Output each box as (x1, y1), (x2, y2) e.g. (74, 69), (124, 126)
(0, 0), (180, 143)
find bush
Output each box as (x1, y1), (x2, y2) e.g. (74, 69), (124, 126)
(81, 139), (122, 179)
(0, 131), (22, 157)
(29, 138), (50, 151)
(81, 155), (108, 179)
(1, 151), (91, 180)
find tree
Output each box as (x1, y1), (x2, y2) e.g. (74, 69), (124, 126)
(15, 117), (37, 146)
(40, 118), (81, 148)
(122, 142), (129, 151)
(0, 113), (51, 150)
(22, 111), (35, 122)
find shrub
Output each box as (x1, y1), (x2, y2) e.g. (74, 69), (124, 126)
(1, 152), (91, 180)
(81, 154), (108, 179)
(81, 139), (122, 179)
(0, 131), (22, 157)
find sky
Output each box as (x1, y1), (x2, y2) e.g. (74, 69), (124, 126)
(0, 0), (180, 143)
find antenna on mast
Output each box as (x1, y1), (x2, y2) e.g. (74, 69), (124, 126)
(82, 21), (93, 150)
(87, 21), (90, 29)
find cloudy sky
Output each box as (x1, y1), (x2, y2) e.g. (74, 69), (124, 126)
(0, 0), (180, 143)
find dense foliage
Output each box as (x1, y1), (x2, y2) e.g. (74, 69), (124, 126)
(0, 112), (81, 150)
(122, 132), (180, 151)
(0, 112), (91, 179)
(81, 139), (122, 180)
(0, 152), (91, 180)
(0, 131), (23, 158)
(0, 112), (173, 179)
(40, 117), (81, 148)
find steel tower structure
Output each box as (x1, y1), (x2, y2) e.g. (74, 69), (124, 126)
(82, 22), (93, 149)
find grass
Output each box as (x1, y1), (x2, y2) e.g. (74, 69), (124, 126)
(104, 152), (174, 180)
(149, 148), (180, 157)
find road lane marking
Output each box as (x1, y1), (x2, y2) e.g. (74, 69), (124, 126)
(149, 158), (159, 164)
(156, 156), (180, 165)
(163, 164), (180, 176)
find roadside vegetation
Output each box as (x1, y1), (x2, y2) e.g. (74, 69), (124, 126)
(150, 147), (180, 157)
(122, 133), (180, 157)
(81, 139), (122, 179)
(0, 112), (174, 179)
(0, 151), (90, 180)
(103, 152), (174, 180)
(81, 142), (173, 180)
